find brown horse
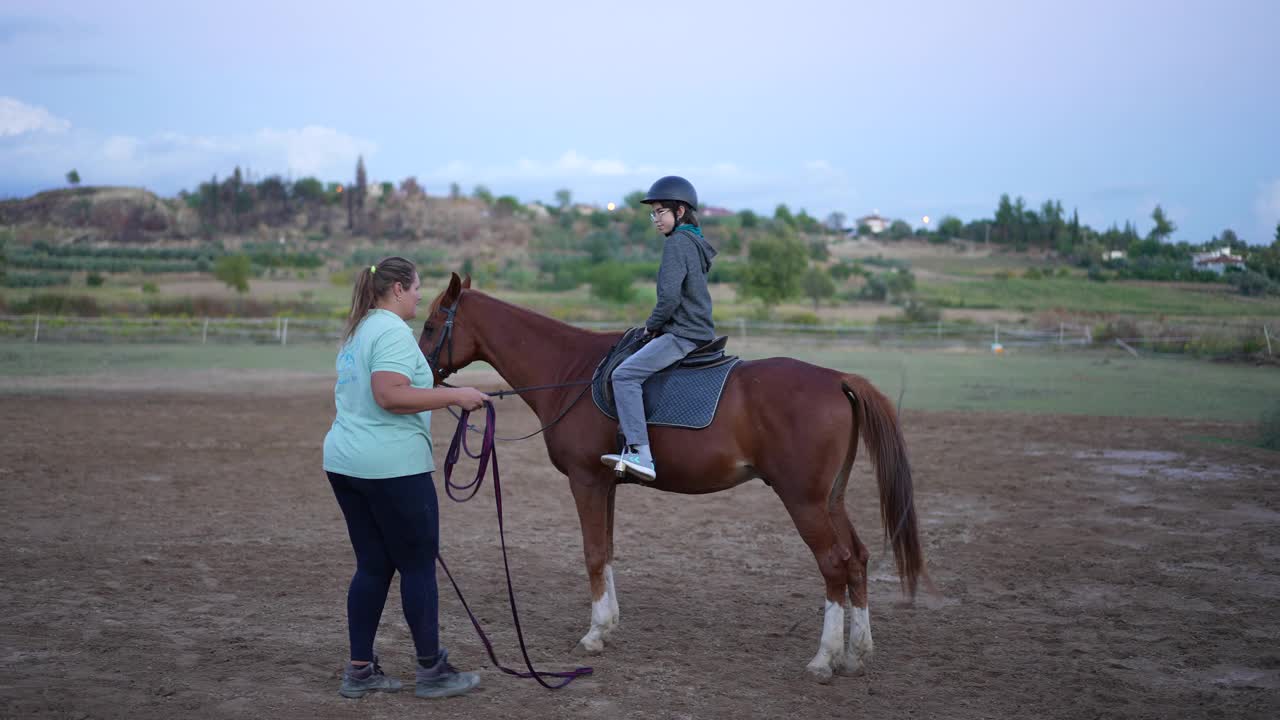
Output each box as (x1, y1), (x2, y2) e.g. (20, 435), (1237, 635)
(419, 273), (925, 682)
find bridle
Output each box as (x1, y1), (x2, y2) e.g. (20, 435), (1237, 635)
(422, 294), (462, 383)
(422, 292), (595, 442)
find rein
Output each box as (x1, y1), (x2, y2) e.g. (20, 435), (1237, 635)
(436, 401), (594, 689)
(441, 379), (594, 442)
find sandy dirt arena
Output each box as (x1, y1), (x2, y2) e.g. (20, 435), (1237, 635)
(1, 371), (1278, 719)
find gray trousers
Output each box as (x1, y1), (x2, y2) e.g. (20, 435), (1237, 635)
(611, 333), (698, 448)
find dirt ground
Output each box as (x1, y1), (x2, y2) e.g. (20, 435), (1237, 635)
(2, 371), (1278, 719)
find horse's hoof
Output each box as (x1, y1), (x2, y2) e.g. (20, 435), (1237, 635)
(805, 662), (834, 684)
(577, 636), (605, 655)
(837, 654), (866, 676)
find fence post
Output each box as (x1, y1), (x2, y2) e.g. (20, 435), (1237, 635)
(937, 319), (942, 340)
(281, 317), (289, 346)
(202, 317), (209, 345)
(994, 322), (999, 345)
(1266, 324), (1273, 356)
(1059, 322), (1064, 346)
(34, 313), (40, 343)
(738, 317), (747, 347)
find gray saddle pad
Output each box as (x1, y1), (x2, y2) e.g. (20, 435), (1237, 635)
(591, 328), (740, 430)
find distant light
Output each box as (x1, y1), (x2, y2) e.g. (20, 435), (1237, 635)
(606, 202), (617, 212)
(922, 215), (930, 225)
(336, 184), (344, 193)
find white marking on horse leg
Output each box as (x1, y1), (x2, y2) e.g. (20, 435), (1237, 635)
(806, 599), (845, 683)
(845, 603), (873, 674)
(578, 567), (620, 653)
(603, 564), (620, 635)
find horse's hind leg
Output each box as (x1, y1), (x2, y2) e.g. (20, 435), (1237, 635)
(782, 499), (853, 683)
(831, 504), (873, 673)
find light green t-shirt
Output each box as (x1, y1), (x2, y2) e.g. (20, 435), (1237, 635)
(323, 309), (435, 478)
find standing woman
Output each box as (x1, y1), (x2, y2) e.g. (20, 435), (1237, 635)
(323, 256), (487, 700)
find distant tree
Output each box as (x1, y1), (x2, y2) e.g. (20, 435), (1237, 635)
(66, 169), (80, 187)
(774, 203), (795, 227)
(1149, 204), (1176, 243)
(808, 239), (830, 261)
(555, 188), (572, 209)
(738, 209), (758, 229)
(740, 234), (807, 309)
(354, 155), (368, 211)
(449, 182), (462, 200)
(473, 185), (493, 204)
(795, 209), (821, 234)
(802, 266), (836, 310)
(1217, 228), (1241, 250)
(257, 176), (289, 219)
(228, 166), (245, 231)
(379, 181), (394, 203)
(856, 222), (872, 236)
(994, 194), (1016, 243)
(938, 215), (964, 239)
(400, 176), (423, 197)
(623, 190), (646, 208)
(887, 219), (913, 240)
(494, 195), (520, 217)
(1275, 221), (1280, 246)
(0, 229), (8, 285)
(825, 211), (847, 233)
(293, 177), (324, 203)
(213, 254), (252, 293)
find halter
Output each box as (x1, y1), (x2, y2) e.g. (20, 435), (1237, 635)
(422, 294), (463, 381)
(424, 289), (595, 442)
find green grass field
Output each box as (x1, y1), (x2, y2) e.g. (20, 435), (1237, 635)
(4, 340), (1276, 426)
(916, 277), (1280, 317)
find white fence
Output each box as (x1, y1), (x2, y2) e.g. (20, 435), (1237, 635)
(1, 314), (1272, 355)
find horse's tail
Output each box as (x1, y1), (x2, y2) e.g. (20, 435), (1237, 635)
(842, 374), (926, 598)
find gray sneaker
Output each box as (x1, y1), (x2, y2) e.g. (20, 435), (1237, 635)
(339, 656), (403, 699)
(415, 648), (481, 699)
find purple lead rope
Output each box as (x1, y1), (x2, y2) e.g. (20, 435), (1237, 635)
(439, 401), (593, 689)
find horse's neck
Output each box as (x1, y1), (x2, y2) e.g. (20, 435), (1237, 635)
(468, 293), (613, 415)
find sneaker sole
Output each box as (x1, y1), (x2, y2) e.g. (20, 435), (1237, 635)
(339, 684), (401, 699)
(415, 677), (481, 699)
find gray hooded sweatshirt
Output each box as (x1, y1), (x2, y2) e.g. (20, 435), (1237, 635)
(645, 226), (717, 342)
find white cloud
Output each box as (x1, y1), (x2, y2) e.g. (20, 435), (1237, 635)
(0, 96), (71, 137)
(0, 117), (376, 192)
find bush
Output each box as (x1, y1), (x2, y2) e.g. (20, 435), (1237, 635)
(902, 300), (941, 323)
(141, 281), (159, 294)
(782, 311), (820, 325)
(708, 261), (744, 284)
(3, 271), (70, 288)
(993, 270), (1014, 281)
(1233, 269), (1276, 297)
(86, 272), (105, 287)
(589, 263), (636, 303)
(1023, 267), (1043, 280)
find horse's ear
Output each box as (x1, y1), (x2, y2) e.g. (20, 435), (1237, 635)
(462, 274), (472, 289)
(446, 272), (462, 300)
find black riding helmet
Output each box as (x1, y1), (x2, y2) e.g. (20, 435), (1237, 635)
(641, 176), (697, 209)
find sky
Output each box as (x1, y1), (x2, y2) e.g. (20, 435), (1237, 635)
(2, 0), (1278, 244)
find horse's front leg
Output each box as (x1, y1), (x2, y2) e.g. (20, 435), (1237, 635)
(570, 475), (619, 654)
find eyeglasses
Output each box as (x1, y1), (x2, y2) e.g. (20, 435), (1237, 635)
(649, 208), (671, 222)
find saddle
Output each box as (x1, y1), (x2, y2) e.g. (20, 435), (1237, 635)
(590, 327), (740, 430)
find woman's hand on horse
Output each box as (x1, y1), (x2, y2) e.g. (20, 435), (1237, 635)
(452, 387), (489, 411)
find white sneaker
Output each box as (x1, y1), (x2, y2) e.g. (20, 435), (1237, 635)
(600, 449), (656, 482)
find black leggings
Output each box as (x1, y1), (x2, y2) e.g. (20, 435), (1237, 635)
(327, 471), (439, 662)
